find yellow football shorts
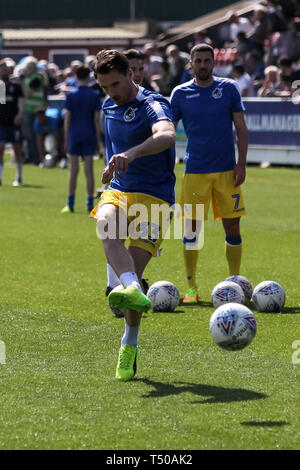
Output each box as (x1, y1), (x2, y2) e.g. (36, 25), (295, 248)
(90, 190), (173, 257)
(179, 170), (246, 221)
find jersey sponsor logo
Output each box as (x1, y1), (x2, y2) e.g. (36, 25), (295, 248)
(106, 109), (116, 114)
(124, 107), (135, 122)
(185, 93), (200, 99)
(212, 87), (223, 99)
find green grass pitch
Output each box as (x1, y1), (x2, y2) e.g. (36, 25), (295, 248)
(0, 154), (299, 450)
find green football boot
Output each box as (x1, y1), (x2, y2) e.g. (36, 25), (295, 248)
(116, 344), (138, 381)
(108, 285), (152, 313)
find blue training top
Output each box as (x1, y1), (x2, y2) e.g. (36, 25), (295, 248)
(104, 86), (176, 205)
(65, 86), (102, 143)
(170, 77), (245, 174)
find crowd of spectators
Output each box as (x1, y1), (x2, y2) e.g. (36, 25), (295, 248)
(1, 0), (300, 168)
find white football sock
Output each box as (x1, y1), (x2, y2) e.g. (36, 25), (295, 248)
(107, 264), (120, 288)
(121, 320), (140, 348)
(16, 163), (22, 181)
(120, 272), (142, 292)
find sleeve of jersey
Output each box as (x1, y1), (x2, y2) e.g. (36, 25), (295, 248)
(144, 96), (172, 127)
(169, 89), (182, 123)
(231, 82), (246, 113)
(65, 94), (71, 111)
(104, 117), (113, 165)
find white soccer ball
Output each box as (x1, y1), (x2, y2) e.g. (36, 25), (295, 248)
(43, 154), (56, 168)
(108, 285), (125, 318)
(147, 281), (180, 312)
(211, 281), (245, 308)
(252, 280), (285, 312)
(226, 275), (253, 303)
(209, 303), (257, 351)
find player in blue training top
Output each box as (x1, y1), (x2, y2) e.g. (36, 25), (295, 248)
(103, 49), (150, 302)
(90, 49), (176, 381)
(62, 65), (101, 214)
(170, 44), (248, 304)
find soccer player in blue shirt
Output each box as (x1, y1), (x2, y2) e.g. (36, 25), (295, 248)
(104, 49), (150, 303)
(170, 44), (248, 304)
(62, 65), (101, 213)
(90, 49), (176, 381)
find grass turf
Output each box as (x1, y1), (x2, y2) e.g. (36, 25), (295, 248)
(0, 155), (299, 450)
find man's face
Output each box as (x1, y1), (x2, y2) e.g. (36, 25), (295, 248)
(191, 51), (214, 82)
(97, 69), (134, 106)
(128, 58), (144, 85)
(0, 63), (10, 81)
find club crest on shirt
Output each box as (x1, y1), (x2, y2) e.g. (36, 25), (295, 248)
(124, 107), (135, 122)
(212, 87), (223, 99)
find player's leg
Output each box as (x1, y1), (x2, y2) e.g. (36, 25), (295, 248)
(61, 154), (79, 213)
(222, 217), (242, 275)
(0, 138), (5, 185)
(97, 202), (151, 312)
(212, 170), (245, 275)
(12, 127), (23, 186)
(96, 201), (151, 381)
(180, 174), (209, 303)
(83, 155), (95, 212)
(115, 246), (151, 380)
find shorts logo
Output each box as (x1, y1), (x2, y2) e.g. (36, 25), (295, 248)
(212, 87), (222, 99)
(124, 107), (135, 122)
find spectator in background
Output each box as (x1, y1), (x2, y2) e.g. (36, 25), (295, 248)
(34, 106), (66, 168)
(0, 59), (24, 186)
(266, 0), (288, 33)
(165, 44), (190, 78)
(257, 65), (285, 96)
(227, 11), (253, 42)
(187, 29), (213, 52)
(248, 5), (271, 53)
(232, 63), (255, 97)
(143, 42), (163, 81)
(235, 31), (253, 61)
(169, 56), (192, 90)
(23, 59), (47, 165)
(277, 55), (300, 94)
(151, 60), (173, 96)
(61, 65), (101, 214)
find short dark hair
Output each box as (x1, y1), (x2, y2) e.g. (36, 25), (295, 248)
(278, 55), (292, 68)
(123, 49), (145, 61)
(75, 65), (91, 80)
(233, 64), (245, 75)
(190, 44), (214, 60)
(93, 49), (129, 77)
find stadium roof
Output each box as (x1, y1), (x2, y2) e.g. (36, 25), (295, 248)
(2, 27), (146, 42)
(158, 0), (258, 46)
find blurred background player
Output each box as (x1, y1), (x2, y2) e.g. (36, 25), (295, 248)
(34, 106), (66, 168)
(0, 60), (24, 187)
(170, 44), (248, 304)
(91, 49), (176, 381)
(61, 65), (101, 214)
(22, 59), (47, 165)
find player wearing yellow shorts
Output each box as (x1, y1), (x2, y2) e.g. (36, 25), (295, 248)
(92, 50), (176, 381)
(170, 44), (248, 303)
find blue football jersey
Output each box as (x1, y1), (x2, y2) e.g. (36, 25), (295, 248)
(65, 86), (101, 142)
(104, 86), (176, 205)
(170, 77), (245, 174)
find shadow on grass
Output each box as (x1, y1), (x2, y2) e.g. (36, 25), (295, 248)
(279, 306), (300, 314)
(179, 299), (212, 308)
(139, 378), (267, 404)
(21, 184), (44, 189)
(241, 421), (289, 427)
